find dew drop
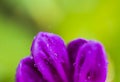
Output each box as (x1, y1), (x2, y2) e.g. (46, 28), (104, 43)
(46, 44), (49, 47)
(87, 76), (90, 79)
(54, 53), (58, 57)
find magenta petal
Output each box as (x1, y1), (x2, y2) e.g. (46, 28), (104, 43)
(67, 39), (87, 64)
(16, 56), (46, 82)
(74, 41), (108, 82)
(67, 39), (87, 81)
(31, 32), (70, 82)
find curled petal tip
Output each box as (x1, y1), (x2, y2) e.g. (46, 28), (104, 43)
(74, 41), (108, 82)
(31, 32), (70, 82)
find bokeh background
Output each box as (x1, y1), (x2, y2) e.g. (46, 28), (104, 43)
(0, 0), (119, 82)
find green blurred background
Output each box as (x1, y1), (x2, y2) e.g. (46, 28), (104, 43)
(0, 0), (119, 82)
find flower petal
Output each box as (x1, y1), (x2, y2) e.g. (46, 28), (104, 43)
(67, 39), (87, 64)
(31, 32), (70, 82)
(16, 56), (46, 82)
(74, 41), (108, 82)
(67, 39), (87, 81)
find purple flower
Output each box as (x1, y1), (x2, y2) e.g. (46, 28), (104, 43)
(16, 32), (108, 82)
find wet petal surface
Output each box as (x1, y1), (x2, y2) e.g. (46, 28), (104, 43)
(16, 32), (108, 82)
(31, 32), (70, 82)
(16, 56), (46, 82)
(74, 41), (108, 82)
(67, 39), (87, 81)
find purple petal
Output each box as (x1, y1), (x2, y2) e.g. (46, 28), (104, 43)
(67, 39), (87, 81)
(67, 39), (87, 64)
(74, 41), (108, 82)
(16, 56), (46, 82)
(31, 32), (70, 82)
